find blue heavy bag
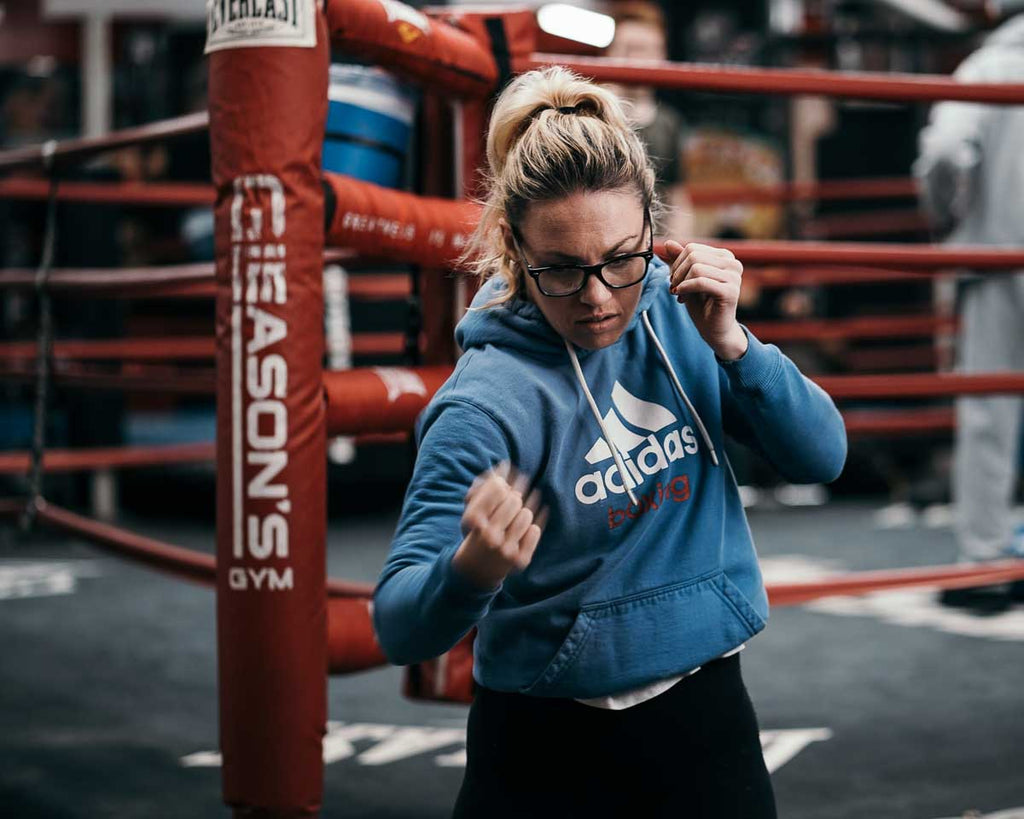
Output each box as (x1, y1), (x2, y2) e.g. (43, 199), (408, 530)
(324, 64), (415, 188)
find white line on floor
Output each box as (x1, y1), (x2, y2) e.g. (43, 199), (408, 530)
(0, 560), (101, 601)
(181, 723), (832, 772)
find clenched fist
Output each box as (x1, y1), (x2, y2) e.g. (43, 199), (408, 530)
(451, 463), (547, 591)
(665, 240), (748, 361)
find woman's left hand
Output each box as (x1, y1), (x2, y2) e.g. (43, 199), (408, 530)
(665, 240), (748, 361)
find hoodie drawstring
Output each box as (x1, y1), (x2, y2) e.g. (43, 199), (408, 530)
(641, 311), (720, 467)
(564, 311), (720, 509)
(565, 340), (641, 506)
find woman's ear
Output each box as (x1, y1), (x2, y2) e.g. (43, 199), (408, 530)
(499, 217), (531, 300)
(499, 219), (515, 259)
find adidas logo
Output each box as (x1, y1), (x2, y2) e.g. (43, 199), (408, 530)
(574, 382), (699, 506)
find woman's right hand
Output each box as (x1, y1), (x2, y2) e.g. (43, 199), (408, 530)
(451, 463), (546, 591)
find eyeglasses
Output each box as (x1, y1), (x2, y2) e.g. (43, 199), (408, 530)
(511, 210), (654, 298)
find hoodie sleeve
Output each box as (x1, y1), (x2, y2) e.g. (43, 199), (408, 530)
(718, 327), (847, 485)
(373, 398), (511, 666)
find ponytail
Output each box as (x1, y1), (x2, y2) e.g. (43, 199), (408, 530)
(464, 66), (658, 306)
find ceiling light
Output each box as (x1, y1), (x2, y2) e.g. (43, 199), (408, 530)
(537, 4), (616, 49)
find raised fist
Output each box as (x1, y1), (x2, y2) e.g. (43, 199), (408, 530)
(665, 240), (748, 361)
(451, 463), (547, 590)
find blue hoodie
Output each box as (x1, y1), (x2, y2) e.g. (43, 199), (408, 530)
(373, 258), (847, 699)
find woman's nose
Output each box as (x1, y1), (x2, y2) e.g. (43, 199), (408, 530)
(578, 273), (613, 306)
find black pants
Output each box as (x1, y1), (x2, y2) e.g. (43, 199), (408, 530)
(453, 654), (777, 819)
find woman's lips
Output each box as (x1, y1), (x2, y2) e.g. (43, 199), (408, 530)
(577, 314), (618, 332)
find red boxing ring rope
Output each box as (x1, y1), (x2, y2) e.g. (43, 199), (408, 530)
(0, 178), (215, 207)
(0, 112), (208, 173)
(0, 434), (408, 476)
(0, 333), (406, 362)
(8, 499), (374, 601)
(0, 263), (217, 297)
(0, 443), (216, 473)
(2, 364), (1023, 425)
(0, 314), (955, 364)
(662, 240), (1024, 270)
(813, 372), (1024, 399)
(0, 259), (966, 311)
(8, 497), (215, 585)
(0, 261), (941, 300)
(743, 267), (937, 287)
(0, 174), (922, 212)
(519, 54), (1024, 105)
(767, 561), (1024, 606)
(0, 256), (386, 302)
(0, 177), (212, 206)
(745, 314), (957, 342)
(0, 260), (408, 301)
(842, 408), (954, 438)
(688, 177), (919, 206)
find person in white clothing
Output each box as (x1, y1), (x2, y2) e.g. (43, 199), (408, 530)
(914, 3), (1024, 612)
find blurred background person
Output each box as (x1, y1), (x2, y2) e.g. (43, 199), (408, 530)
(604, 1), (695, 239)
(914, 1), (1024, 613)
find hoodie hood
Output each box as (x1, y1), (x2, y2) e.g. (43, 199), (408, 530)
(455, 256), (671, 361)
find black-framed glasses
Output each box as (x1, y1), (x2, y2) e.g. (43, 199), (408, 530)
(511, 210), (654, 298)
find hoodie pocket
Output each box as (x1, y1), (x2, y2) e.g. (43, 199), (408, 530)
(522, 570), (765, 699)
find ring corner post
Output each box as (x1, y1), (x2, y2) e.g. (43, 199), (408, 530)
(207, 2), (329, 815)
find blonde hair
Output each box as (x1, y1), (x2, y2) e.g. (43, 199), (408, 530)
(464, 66), (658, 306)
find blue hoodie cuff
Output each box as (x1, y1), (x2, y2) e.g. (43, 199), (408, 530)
(438, 544), (502, 614)
(717, 326), (783, 393)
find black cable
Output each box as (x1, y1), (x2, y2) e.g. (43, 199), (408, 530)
(22, 153), (60, 532)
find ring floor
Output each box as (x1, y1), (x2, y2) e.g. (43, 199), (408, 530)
(1, 492), (1022, 818)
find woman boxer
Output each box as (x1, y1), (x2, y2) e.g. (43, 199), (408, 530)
(373, 67), (846, 818)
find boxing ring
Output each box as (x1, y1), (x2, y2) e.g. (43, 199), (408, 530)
(3, 0), (1024, 814)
